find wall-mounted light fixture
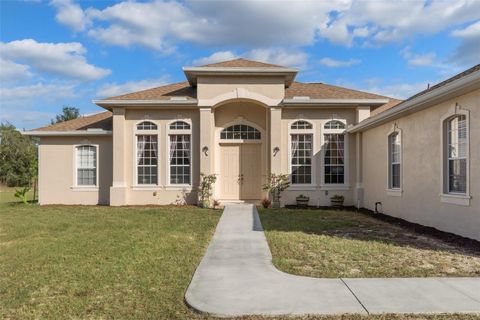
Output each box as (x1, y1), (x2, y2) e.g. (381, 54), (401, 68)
(273, 146), (280, 156)
(202, 146), (209, 156)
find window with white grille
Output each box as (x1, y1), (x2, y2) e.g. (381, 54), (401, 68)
(76, 145), (97, 186)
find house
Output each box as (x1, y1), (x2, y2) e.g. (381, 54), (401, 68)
(25, 59), (480, 241)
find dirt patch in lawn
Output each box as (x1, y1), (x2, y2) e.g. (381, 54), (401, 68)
(259, 208), (480, 278)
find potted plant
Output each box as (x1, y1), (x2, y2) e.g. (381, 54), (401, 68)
(262, 173), (290, 208)
(261, 197), (271, 208)
(330, 194), (344, 208)
(296, 194), (309, 207)
(198, 173), (217, 208)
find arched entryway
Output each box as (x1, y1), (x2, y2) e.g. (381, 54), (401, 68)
(218, 123), (263, 200)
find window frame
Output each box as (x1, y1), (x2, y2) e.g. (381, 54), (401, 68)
(134, 120), (159, 187)
(73, 144), (99, 189)
(288, 120), (315, 188)
(440, 105), (470, 206)
(219, 123), (262, 142)
(167, 120), (193, 188)
(386, 126), (402, 196)
(321, 119), (348, 188)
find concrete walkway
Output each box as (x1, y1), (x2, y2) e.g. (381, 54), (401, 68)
(185, 204), (480, 317)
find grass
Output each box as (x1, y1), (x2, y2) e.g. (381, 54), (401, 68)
(259, 208), (480, 278)
(1, 204), (478, 320)
(0, 186), (34, 204)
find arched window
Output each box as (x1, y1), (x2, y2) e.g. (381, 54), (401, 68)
(388, 131), (401, 189)
(324, 120), (345, 130)
(445, 115), (467, 194)
(76, 145), (97, 186)
(169, 121), (190, 130)
(290, 120), (314, 185)
(168, 120), (192, 185)
(323, 120), (346, 184)
(135, 121), (158, 185)
(291, 120), (312, 130)
(220, 124), (261, 140)
(136, 121), (157, 130)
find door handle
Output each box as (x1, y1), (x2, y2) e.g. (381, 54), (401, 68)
(238, 174), (244, 184)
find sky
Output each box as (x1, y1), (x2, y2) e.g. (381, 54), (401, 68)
(0, 0), (479, 130)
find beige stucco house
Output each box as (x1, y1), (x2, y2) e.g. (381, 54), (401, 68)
(25, 59), (480, 241)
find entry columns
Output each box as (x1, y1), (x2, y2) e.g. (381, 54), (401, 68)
(110, 107), (127, 206)
(199, 107), (214, 175)
(269, 107), (282, 174)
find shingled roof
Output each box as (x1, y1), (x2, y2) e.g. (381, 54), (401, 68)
(200, 58), (284, 68)
(285, 82), (392, 100)
(34, 111), (112, 131)
(106, 81), (195, 101)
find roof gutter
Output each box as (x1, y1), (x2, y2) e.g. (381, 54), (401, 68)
(22, 130), (112, 137)
(348, 69), (480, 133)
(93, 99), (198, 109)
(183, 67), (298, 87)
(282, 98), (389, 106)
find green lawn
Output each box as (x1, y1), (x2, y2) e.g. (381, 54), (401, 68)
(259, 208), (480, 278)
(1, 204), (478, 320)
(0, 186), (34, 204)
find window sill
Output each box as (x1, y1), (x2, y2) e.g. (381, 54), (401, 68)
(165, 185), (193, 191)
(319, 184), (350, 191)
(440, 193), (471, 206)
(131, 185), (161, 191)
(288, 185), (316, 191)
(386, 189), (402, 197)
(71, 186), (98, 192)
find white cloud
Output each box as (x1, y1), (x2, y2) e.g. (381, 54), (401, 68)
(451, 20), (480, 37)
(246, 48), (308, 68)
(450, 21), (480, 66)
(319, 57), (361, 67)
(50, 0), (480, 53)
(322, 0), (480, 45)
(0, 39), (110, 81)
(96, 77), (170, 97)
(51, 0), (89, 32)
(0, 59), (33, 84)
(0, 110), (55, 129)
(400, 47), (437, 66)
(0, 83), (76, 102)
(192, 51), (237, 66)
(365, 82), (430, 100)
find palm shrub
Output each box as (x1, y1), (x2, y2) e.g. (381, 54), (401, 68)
(263, 173), (290, 208)
(198, 173), (217, 208)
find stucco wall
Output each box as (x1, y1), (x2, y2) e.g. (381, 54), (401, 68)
(122, 108), (200, 205)
(38, 136), (112, 205)
(361, 89), (480, 240)
(197, 76), (285, 100)
(279, 107), (358, 206)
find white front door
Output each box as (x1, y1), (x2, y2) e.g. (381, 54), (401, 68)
(219, 143), (262, 200)
(240, 144), (261, 200)
(220, 145), (241, 200)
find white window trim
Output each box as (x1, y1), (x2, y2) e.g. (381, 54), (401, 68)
(439, 105), (470, 206)
(288, 119), (316, 187)
(72, 144), (99, 190)
(166, 119), (193, 187)
(386, 125), (403, 195)
(320, 119), (349, 187)
(133, 120), (160, 187)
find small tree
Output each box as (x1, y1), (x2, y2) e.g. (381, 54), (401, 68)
(263, 173), (290, 208)
(198, 173), (217, 208)
(0, 122), (37, 188)
(51, 106), (80, 124)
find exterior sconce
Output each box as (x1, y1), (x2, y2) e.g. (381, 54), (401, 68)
(273, 146), (280, 156)
(202, 146), (209, 156)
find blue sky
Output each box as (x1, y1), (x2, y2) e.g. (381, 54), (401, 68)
(1, 0), (479, 129)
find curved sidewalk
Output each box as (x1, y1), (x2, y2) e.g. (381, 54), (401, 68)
(185, 204), (480, 317)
